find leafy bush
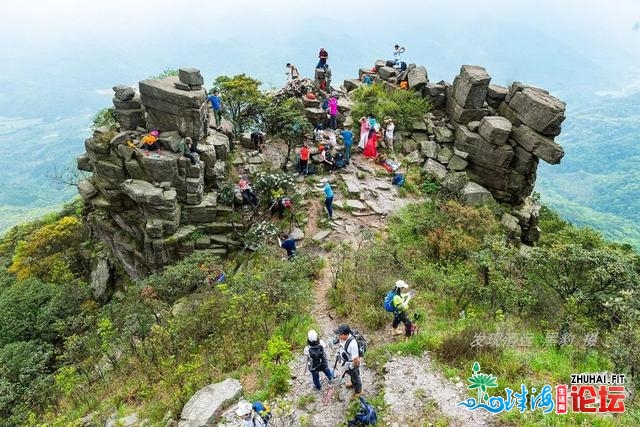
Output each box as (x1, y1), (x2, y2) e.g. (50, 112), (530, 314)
(213, 74), (269, 135)
(148, 68), (179, 80)
(350, 82), (431, 132)
(91, 107), (117, 130)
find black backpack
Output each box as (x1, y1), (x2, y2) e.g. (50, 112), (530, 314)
(307, 344), (327, 371)
(335, 152), (346, 169)
(346, 330), (367, 358)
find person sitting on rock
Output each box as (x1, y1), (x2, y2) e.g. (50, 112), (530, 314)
(277, 232), (297, 260)
(142, 129), (159, 151)
(314, 124), (324, 142)
(239, 176), (258, 206)
(179, 137), (198, 165)
(251, 131), (266, 153)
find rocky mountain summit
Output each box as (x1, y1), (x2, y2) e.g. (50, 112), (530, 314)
(76, 63), (566, 280)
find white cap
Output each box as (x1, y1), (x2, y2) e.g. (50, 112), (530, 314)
(395, 280), (408, 288)
(235, 402), (252, 417)
(320, 178), (328, 184)
(308, 329), (318, 342)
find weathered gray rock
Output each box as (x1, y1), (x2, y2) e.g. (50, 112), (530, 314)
(289, 227), (304, 241)
(312, 230), (331, 241)
(305, 107), (326, 123)
(405, 150), (424, 164)
(501, 213), (522, 239)
(467, 121), (480, 132)
(461, 182), (494, 206)
(113, 85), (136, 101)
(158, 131), (183, 153)
(178, 68), (204, 86)
(437, 147), (454, 164)
(113, 96), (142, 110)
(77, 154), (92, 172)
(423, 82), (447, 109)
(447, 155), (468, 171)
(178, 378), (242, 427)
(78, 179), (98, 200)
(507, 86), (566, 136)
(451, 65), (491, 108)
(90, 258), (111, 301)
(419, 140), (440, 158)
(510, 125), (564, 164)
(407, 66), (428, 90)
(401, 139), (418, 154)
(446, 97), (489, 124)
(433, 126), (454, 143)
(487, 84), (508, 108)
(345, 199), (367, 211)
(423, 159), (447, 179)
(378, 66), (397, 81)
(343, 79), (362, 92)
(478, 116), (512, 145)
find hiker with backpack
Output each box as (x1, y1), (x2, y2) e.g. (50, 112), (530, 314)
(235, 401), (270, 426)
(304, 329), (335, 391)
(277, 232), (296, 260)
(339, 127), (354, 165)
(334, 324), (362, 399)
(384, 280), (414, 337)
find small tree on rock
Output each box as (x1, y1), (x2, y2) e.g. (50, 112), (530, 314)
(213, 74), (268, 136)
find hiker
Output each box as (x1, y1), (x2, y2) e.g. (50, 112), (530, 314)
(314, 124), (325, 142)
(321, 178), (333, 219)
(208, 89), (223, 129)
(304, 329), (335, 390)
(239, 176), (259, 206)
(393, 44), (405, 64)
(363, 128), (378, 159)
(390, 280), (413, 337)
(251, 131), (266, 153)
(317, 47), (328, 69)
(339, 127), (353, 164)
(358, 117), (370, 150)
(326, 129), (337, 147)
(142, 129), (160, 151)
(286, 63), (300, 81)
(270, 196), (292, 218)
(323, 64), (332, 91)
(320, 148), (336, 172)
(327, 96), (338, 130)
(235, 402), (266, 427)
(277, 232), (296, 260)
(361, 73), (373, 86)
(179, 137), (198, 165)
(383, 118), (395, 152)
(299, 143), (310, 175)
(334, 324), (362, 399)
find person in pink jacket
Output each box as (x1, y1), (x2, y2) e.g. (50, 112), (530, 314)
(328, 96), (338, 130)
(358, 116), (370, 150)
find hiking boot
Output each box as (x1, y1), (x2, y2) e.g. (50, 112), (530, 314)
(393, 327), (404, 336)
(351, 392), (362, 401)
(345, 383), (354, 389)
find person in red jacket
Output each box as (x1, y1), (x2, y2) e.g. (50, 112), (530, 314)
(299, 143), (310, 175)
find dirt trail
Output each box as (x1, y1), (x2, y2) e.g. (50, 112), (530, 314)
(219, 144), (501, 426)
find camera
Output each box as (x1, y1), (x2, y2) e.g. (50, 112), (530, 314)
(331, 337), (340, 345)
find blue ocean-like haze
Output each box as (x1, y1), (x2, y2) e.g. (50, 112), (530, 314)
(1, 0), (639, 245)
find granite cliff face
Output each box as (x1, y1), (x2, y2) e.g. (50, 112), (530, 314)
(77, 69), (238, 280)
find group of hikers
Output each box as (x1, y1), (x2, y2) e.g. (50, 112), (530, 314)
(232, 279), (414, 425)
(126, 129), (199, 165)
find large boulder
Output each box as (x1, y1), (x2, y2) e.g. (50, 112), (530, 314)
(451, 65), (491, 109)
(510, 125), (564, 164)
(478, 116), (512, 145)
(113, 85), (135, 101)
(178, 68), (204, 86)
(407, 66), (428, 90)
(178, 378), (242, 427)
(423, 158), (447, 178)
(445, 97), (489, 124)
(486, 84), (508, 108)
(461, 182), (494, 206)
(378, 66), (397, 81)
(507, 85), (566, 136)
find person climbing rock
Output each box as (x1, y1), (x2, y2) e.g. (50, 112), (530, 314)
(299, 143), (310, 175)
(334, 324), (362, 399)
(391, 279), (413, 337)
(327, 96), (338, 130)
(304, 329), (334, 390)
(208, 89), (223, 129)
(251, 131), (266, 153)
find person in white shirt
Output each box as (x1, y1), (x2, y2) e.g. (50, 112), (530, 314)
(334, 324), (362, 398)
(384, 119), (395, 152)
(286, 63), (300, 81)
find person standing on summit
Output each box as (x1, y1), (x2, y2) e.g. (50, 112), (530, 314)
(317, 47), (328, 69)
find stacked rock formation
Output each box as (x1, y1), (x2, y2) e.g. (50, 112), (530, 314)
(139, 68), (209, 141)
(113, 85), (145, 130)
(77, 69), (239, 279)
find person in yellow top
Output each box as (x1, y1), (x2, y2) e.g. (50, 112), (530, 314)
(391, 280), (413, 336)
(142, 129), (159, 151)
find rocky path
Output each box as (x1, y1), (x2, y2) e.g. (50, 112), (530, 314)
(217, 145), (500, 426)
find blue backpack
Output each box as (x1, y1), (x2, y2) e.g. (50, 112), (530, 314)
(348, 396), (378, 426)
(252, 401), (271, 424)
(384, 290), (396, 313)
(392, 173), (405, 186)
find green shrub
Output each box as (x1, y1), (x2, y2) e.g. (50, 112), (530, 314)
(91, 107), (117, 130)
